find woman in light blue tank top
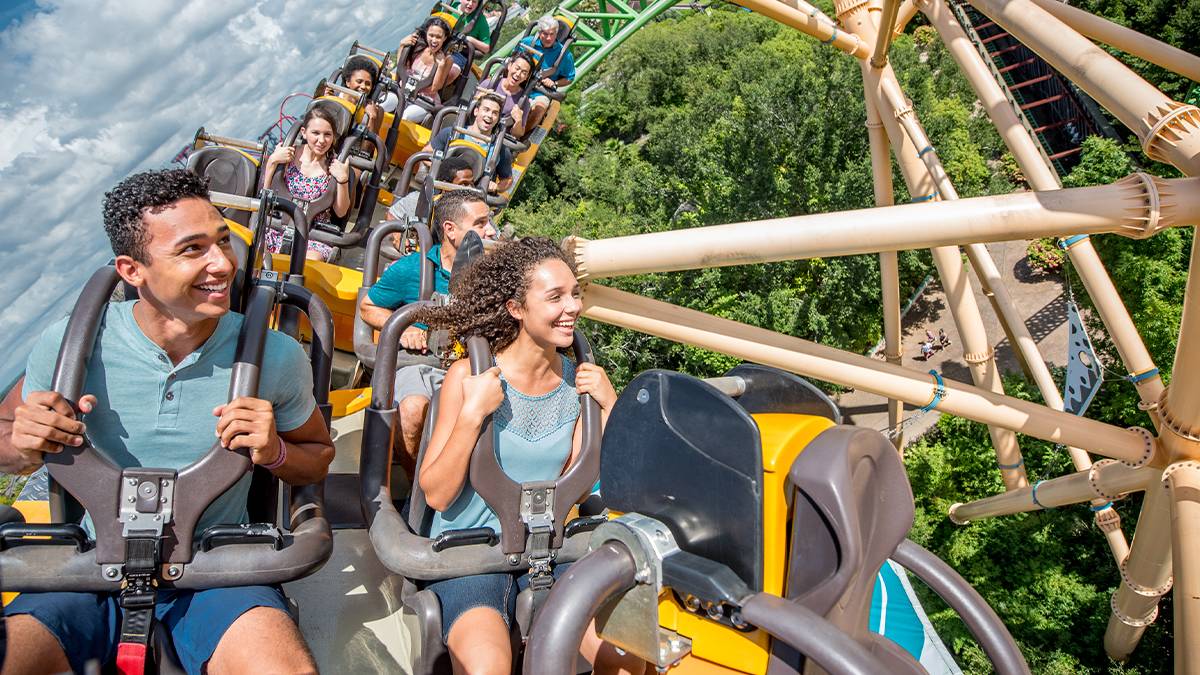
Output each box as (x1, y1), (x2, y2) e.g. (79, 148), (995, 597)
(411, 238), (645, 674)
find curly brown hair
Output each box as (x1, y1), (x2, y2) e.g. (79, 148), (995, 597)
(413, 237), (576, 352)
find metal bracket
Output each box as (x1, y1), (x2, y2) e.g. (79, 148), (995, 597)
(118, 468), (176, 538)
(589, 513), (691, 669)
(519, 480), (557, 533)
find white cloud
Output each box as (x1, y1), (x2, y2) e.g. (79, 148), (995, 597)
(0, 0), (428, 386)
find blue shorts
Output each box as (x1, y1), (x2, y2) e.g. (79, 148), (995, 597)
(4, 585), (290, 674)
(451, 51), (470, 72)
(425, 564), (569, 643)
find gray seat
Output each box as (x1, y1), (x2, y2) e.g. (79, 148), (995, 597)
(772, 425), (924, 674)
(186, 147), (259, 226)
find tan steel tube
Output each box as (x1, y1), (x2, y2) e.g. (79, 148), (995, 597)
(877, 69), (1066, 412)
(1166, 462), (1200, 673)
(892, 0), (917, 37)
(860, 48), (1023, 488)
(921, 0), (1131, 555)
(1026, 0), (1200, 85)
(572, 175), (1200, 279)
(923, 0), (1166, 419)
(732, 0), (869, 59)
(581, 283), (1158, 465)
(1106, 476), (1174, 660)
(1159, 234), (1200, 461)
(870, 0), (902, 67)
(948, 461), (1156, 523)
(865, 90), (904, 445)
(969, 0), (1200, 176)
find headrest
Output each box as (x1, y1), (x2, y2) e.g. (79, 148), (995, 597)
(307, 97), (355, 138)
(188, 147), (259, 226)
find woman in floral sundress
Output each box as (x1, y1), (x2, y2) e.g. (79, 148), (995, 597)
(261, 106), (352, 262)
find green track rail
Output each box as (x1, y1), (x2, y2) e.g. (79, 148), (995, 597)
(492, 0), (679, 88)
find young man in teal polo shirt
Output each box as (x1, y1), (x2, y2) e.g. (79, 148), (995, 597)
(0, 169), (334, 675)
(358, 189), (495, 472)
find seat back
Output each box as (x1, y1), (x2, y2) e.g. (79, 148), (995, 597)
(773, 425), (915, 668)
(600, 369), (765, 591)
(187, 147), (259, 226)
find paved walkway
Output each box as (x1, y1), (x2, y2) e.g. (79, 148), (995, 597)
(833, 240), (1070, 445)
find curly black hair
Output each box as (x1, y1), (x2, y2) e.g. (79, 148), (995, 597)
(414, 237), (576, 352)
(102, 169), (211, 263)
(343, 55), (379, 86)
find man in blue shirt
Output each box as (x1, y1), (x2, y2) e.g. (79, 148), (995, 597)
(0, 169), (334, 675)
(520, 14), (576, 131)
(358, 190), (495, 472)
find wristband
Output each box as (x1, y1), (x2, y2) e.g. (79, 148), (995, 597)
(264, 436), (288, 471)
(336, 177), (350, 185)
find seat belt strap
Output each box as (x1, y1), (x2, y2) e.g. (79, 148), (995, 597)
(115, 537), (160, 675)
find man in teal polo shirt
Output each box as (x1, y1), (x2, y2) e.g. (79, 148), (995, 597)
(0, 169), (334, 675)
(358, 189), (495, 472)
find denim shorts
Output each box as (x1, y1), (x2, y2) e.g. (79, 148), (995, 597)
(451, 50), (470, 72)
(4, 585), (290, 674)
(425, 564), (569, 644)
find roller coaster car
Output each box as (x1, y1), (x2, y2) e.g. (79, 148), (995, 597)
(512, 13), (577, 104)
(523, 368), (1030, 674)
(426, 99), (511, 206)
(358, 253), (607, 672)
(0, 266), (335, 674)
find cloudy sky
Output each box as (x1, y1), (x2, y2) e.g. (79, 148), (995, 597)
(0, 0), (428, 387)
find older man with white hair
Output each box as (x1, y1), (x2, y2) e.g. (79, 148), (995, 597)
(519, 14), (576, 132)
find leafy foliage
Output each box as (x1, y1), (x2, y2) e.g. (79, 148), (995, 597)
(1025, 238), (1065, 275)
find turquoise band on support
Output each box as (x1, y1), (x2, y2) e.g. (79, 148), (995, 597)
(1058, 234), (1090, 250)
(1126, 368), (1160, 383)
(1031, 480), (1052, 509)
(821, 28), (838, 44)
(910, 190), (939, 203)
(919, 370), (945, 413)
(997, 459), (1024, 470)
(918, 145), (934, 157)
(1090, 501), (1113, 512)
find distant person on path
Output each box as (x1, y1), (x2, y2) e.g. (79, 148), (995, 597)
(920, 341), (934, 361)
(938, 328), (951, 349)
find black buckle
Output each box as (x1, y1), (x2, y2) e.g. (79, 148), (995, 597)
(118, 537), (161, 645)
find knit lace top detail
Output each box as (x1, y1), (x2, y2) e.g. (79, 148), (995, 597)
(495, 356), (579, 443)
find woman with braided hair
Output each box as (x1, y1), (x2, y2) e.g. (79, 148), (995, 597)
(412, 237), (646, 674)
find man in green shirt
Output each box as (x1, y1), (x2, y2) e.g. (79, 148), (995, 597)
(448, 0), (492, 84)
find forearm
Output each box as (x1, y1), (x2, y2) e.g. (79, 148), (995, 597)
(420, 412), (485, 510)
(0, 437), (38, 475)
(432, 62), (450, 91)
(271, 437), (333, 485)
(332, 175), (352, 217)
(261, 160), (280, 189)
(0, 386), (37, 475)
(467, 37), (489, 54)
(360, 303), (393, 331)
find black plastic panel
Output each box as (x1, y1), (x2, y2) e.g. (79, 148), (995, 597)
(600, 370), (763, 591)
